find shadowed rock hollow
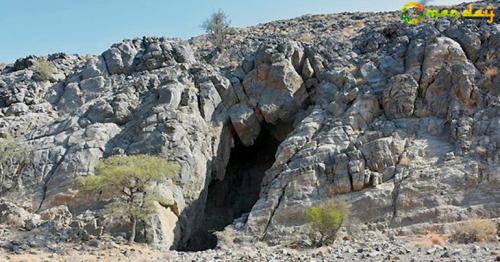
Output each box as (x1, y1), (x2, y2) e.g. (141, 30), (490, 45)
(184, 128), (280, 251)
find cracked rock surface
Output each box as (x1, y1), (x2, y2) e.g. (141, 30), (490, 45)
(0, 0), (499, 253)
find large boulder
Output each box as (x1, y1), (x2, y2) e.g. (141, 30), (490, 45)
(242, 42), (307, 125)
(361, 135), (406, 174)
(228, 104), (261, 146)
(102, 38), (195, 75)
(39, 205), (72, 227)
(383, 74), (418, 119)
(0, 199), (32, 229)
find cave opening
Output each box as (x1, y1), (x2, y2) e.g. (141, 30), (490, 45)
(183, 127), (280, 251)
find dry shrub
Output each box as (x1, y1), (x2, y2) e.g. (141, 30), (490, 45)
(228, 61), (239, 69)
(343, 235), (353, 241)
(342, 27), (355, 38)
(202, 10), (231, 51)
(215, 228), (235, 249)
(355, 20), (365, 28)
(341, 21), (364, 39)
(485, 52), (495, 64)
(49, 193), (76, 208)
(302, 33), (313, 43)
(415, 232), (446, 248)
(32, 58), (55, 81)
(484, 66), (498, 82)
(399, 155), (411, 168)
(348, 65), (358, 74)
(450, 219), (498, 244)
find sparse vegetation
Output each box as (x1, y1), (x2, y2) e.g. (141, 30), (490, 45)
(304, 200), (350, 247)
(32, 58), (56, 81)
(484, 66), (498, 83)
(415, 231), (446, 248)
(302, 33), (313, 43)
(419, 0), (434, 6)
(485, 52), (495, 64)
(75, 154), (179, 244)
(0, 135), (31, 191)
(202, 10), (231, 51)
(348, 65), (358, 74)
(450, 219), (498, 244)
(215, 228), (236, 249)
(399, 155), (411, 168)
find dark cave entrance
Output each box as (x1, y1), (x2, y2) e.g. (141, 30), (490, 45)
(183, 128), (280, 251)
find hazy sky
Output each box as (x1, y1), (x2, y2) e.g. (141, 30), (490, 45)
(0, 0), (476, 62)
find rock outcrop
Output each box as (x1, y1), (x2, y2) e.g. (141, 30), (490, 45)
(0, 1), (499, 251)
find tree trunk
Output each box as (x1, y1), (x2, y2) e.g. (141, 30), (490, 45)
(129, 217), (137, 244)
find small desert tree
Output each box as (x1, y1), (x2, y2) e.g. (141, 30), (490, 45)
(0, 135), (31, 191)
(202, 9), (231, 51)
(419, 0), (434, 6)
(76, 154), (179, 244)
(305, 200), (350, 247)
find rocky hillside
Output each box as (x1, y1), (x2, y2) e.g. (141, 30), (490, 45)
(0, 0), (499, 257)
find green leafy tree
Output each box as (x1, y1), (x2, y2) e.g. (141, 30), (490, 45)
(305, 200), (350, 247)
(0, 135), (31, 191)
(76, 155), (179, 244)
(201, 9), (231, 51)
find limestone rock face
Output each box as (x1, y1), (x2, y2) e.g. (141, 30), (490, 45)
(229, 104), (261, 146)
(102, 38), (195, 75)
(242, 42), (307, 126)
(0, 38), (230, 250)
(1, 1), (499, 250)
(383, 74), (418, 119)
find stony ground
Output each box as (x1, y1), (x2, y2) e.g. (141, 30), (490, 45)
(1, 230), (499, 261)
(0, 0), (499, 259)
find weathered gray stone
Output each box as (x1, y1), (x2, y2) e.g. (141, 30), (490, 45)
(5, 103), (29, 116)
(360, 62), (383, 83)
(383, 74), (418, 119)
(243, 43), (307, 125)
(1, 5), (499, 253)
(229, 104), (261, 146)
(302, 58), (314, 79)
(0, 199), (31, 229)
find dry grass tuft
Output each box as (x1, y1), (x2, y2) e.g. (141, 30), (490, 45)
(215, 229), (236, 249)
(485, 52), (495, 64)
(355, 21), (365, 29)
(450, 219), (498, 244)
(348, 65), (358, 74)
(415, 232), (446, 248)
(484, 66), (498, 82)
(399, 155), (411, 168)
(32, 58), (56, 81)
(302, 33), (313, 43)
(355, 77), (364, 86)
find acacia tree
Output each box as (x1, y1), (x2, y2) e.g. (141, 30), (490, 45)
(202, 9), (231, 51)
(0, 135), (31, 192)
(76, 154), (179, 244)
